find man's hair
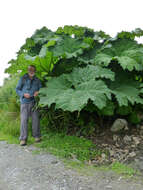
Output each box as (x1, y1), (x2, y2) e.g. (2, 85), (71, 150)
(28, 65), (36, 71)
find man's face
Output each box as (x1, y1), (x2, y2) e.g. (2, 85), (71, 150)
(28, 66), (36, 77)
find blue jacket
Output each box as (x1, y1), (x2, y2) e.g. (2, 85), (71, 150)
(16, 73), (42, 104)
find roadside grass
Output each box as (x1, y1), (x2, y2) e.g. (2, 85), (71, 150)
(62, 160), (140, 178)
(0, 110), (34, 145)
(0, 111), (20, 137)
(0, 110), (140, 178)
(0, 131), (19, 144)
(109, 162), (137, 176)
(0, 110), (104, 163)
(96, 162), (139, 177)
(35, 132), (102, 162)
(33, 133), (140, 178)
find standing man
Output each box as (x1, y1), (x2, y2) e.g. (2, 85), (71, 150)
(16, 65), (42, 146)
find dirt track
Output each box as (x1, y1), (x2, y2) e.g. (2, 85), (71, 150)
(0, 141), (143, 190)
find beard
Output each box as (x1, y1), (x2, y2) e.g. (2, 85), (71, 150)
(29, 73), (35, 77)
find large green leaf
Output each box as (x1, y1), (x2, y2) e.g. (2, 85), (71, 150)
(77, 42), (102, 64)
(114, 56), (143, 71)
(66, 65), (115, 86)
(31, 27), (54, 44)
(94, 38), (143, 71)
(25, 51), (54, 73)
(47, 36), (90, 58)
(94, 53), (112, 66)
(39, 65), (112, 112)
(109, 73), (143, 106)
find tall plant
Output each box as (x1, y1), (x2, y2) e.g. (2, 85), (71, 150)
(5, 25), (143, 124)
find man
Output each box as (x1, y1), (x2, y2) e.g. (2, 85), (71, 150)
(16, 65), (42, 146)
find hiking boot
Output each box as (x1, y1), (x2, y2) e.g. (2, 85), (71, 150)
(35, 137), (41, 143)
(20, 140), (27, 146)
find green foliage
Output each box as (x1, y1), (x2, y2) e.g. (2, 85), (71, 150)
(100, 101), (115, 116)
(0, 75), (20, 111)
(47, 35), (90, 58)
(5, 25), (143, 126)
(116, 105), (132, 115)
(77, 42), (102, 64)
(94, 38), (143, 71)
(39, 65), (113, 112)
(109, 162), (137, 176)
(0, 111), (20, 137)
(36, 132), (101, 161)
(128, 111), (141, 124)
(56, 25), (95, 38)
(109, 73), (143, 106)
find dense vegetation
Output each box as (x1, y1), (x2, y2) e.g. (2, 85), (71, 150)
(4, 25), (143, 136)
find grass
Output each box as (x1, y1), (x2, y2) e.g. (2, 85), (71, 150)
(0, 131), (19, 144)
(0, 109), (102, 161)
(0, 110), (35, 145)
(35, 132), (102, 162)
(96, 162), (139, 177)
(110, 162), (137, 176)
(0, 111), (20, 137)
(0, 129), (34, 145)
(0, 109), (140, 178)
(56, 158), (139, 178)
(32, 133), (140, 178)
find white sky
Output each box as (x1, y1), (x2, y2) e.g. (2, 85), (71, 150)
(0, 0), (143, 86)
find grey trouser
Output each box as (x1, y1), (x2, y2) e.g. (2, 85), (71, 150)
(19, 102), (41, 140)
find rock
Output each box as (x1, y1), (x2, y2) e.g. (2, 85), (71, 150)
(113, 135), (119, 141)
(139, 130), (143, 136)
(123, 135), (132, 144)
(134, 159), (143, 171)
(110, 119), (128, 132)
(105, 185), (112, 189)
(132, 136), (140, 145)
(139, 156), (143, 161)
(51, 160), (58, 164)
(118, 176), (123, 181)
(129, 152), (136, 157)
(115, 142), (120, 147)
(101, 153), (106, 160)
(124, 126), (129, 130)
(102, 144), (109, 147)
(137, 113), (143, 120)
(92, 159), (100, 165)
(139, 126), (143, 135)
(109, 150), (114, 157)
(88, 160), (92, 165)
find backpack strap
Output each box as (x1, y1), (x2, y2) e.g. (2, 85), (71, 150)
(21, 73), (28, 88)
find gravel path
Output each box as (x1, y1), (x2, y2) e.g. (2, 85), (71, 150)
(0, 141), (143, 190)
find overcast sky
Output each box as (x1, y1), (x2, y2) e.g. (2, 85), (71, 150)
(0, 0), (143, 86)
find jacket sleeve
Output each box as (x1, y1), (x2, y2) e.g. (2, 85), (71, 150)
(15, 77), (24, 97)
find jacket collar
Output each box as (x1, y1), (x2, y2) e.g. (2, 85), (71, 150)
(24, 73), (37, 80)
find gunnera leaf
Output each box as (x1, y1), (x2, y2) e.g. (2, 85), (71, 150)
(39, 65), (112, 112)
(109, 72), (143, 106)
(94, 38), (143, 71)
(47, 35), (90, 58)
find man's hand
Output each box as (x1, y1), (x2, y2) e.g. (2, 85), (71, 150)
(34, 91), (39, 97)
(24, 93), (30, 98)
